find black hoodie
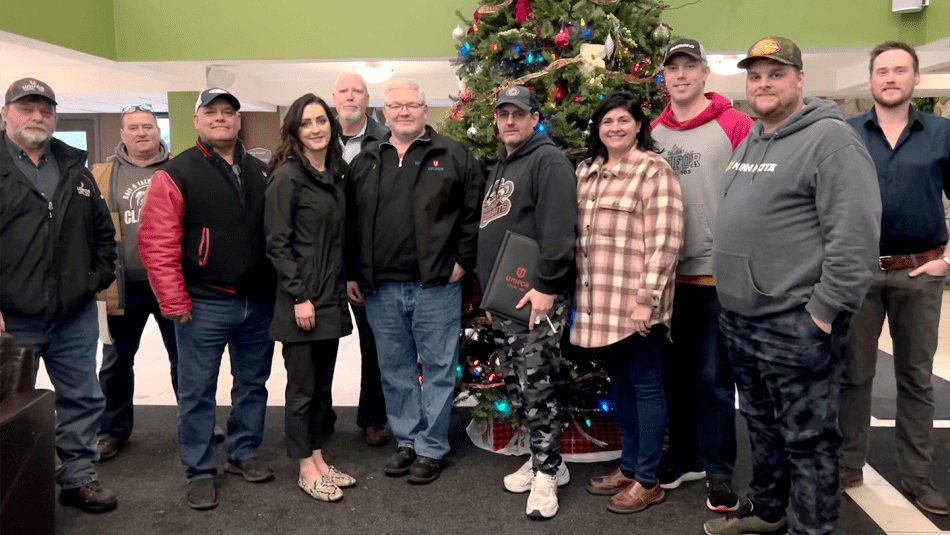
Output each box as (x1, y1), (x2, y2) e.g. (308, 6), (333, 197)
(477, 132), (577, 295)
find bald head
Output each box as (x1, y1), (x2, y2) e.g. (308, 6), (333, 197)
(333, 72), (370, 131)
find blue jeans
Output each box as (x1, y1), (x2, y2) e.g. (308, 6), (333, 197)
(98, 281), (179, 443)
(5, 298), (103, 489)
(595, 329), (668, 486)
(174, 296), (274, 481)
(662, 284), (736, 480)
(364, 282), (461, 459)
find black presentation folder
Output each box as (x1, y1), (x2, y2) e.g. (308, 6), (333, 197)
(480, 231), (539, 325)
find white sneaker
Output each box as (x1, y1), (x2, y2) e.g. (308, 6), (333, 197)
(504, 459), (535, 493)
(526, 472), (559, 519)
(504, 459), (571, 493)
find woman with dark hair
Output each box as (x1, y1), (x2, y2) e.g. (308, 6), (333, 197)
(264, 93), (354, 502)
(571, 91), (684, 514)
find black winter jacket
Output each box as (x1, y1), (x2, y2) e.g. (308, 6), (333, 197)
(346, 126), (483, 292)
(265, 150), (352, 342)
(0, 133), (116, 320)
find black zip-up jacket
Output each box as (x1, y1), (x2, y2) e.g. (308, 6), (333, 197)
(264, 150), (352, 342)
(139, 139), (275, 316)
(1, 133), (116, 320)
(346, 126), (483, 292)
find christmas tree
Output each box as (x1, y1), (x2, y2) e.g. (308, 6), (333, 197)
(441, 0), (673, 163)
(447, 1), (674, 445)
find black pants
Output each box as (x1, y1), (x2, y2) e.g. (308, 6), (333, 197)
(98, 281), (178, 442)
(352, 304), (387, 428)
(283, 339), (340, 459)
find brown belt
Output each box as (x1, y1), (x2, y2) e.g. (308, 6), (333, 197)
(878, 247), (943, 271)
(675, 274), (715, 286)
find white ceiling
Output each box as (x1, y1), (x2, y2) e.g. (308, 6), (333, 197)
(2, 30), (948, 114)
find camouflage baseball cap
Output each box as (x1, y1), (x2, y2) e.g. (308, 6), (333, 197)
(737, 36), (803, 70)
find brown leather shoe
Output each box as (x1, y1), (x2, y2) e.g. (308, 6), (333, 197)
(587, 467), (634, 496)
(607, 480), (665, 514)
(97, 437), (122, 461)
(365, 423), (392, 447)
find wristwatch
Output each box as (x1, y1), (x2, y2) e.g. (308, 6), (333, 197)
(941, 255), (950, 268)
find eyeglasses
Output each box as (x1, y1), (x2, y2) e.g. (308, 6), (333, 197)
(383, 103), (425, 111)
(121, 104), (154, 114)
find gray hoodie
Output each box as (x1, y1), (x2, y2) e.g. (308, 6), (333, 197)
(713, 97), (882, 323)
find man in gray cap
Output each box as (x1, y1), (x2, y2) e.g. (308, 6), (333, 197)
(139, 88), (276, 510)
(706, 37), (881, 535)
(0, 77), (118, 512)
(477, 85), (577, 519)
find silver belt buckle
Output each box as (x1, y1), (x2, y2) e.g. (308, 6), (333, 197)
(878, 256), (892, 270)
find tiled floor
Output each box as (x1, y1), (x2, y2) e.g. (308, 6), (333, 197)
(34, 296), (950, 534)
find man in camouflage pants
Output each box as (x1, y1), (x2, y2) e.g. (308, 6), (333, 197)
(476, 86), (577, 519)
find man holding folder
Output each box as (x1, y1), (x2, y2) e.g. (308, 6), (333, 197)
(477, 85), (578, 519)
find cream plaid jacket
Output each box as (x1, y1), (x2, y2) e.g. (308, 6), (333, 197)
(571, 149), (684, 349)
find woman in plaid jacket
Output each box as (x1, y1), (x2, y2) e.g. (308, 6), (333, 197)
(572, 91), (684, 515)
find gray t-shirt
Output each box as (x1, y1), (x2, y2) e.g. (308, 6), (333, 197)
(112, 141), (170, 281)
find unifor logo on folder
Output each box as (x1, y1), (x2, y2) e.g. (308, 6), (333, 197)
(480, 230), (539, 325)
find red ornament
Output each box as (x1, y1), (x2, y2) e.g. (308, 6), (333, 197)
(452, 108), (462, 120)
(460, 87), (475, 103)
(555, 28), (570, 49)
(574, 96), (582, 103)
(554, 81), (567, 103)
(473, 10), (481, 23)
(515, 0), (533, 23)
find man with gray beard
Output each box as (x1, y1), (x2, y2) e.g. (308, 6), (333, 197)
(332, 72), (391, 446)
(0, 77), (118, 513)
(93, 105), (179, 461)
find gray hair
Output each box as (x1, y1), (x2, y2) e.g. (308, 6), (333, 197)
(384, 80), (426, 104)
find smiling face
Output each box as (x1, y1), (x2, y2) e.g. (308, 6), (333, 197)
(121, 110), (161, 161)
(495, 103), (539, 156)
(663, 54), (710, 106)
(382, 87), (427, 141)
(1, 96), (56, 150)
(745, 59), (804, 130)
(298, 103), (332, 156)
(332, 73), (370, 124)
(869, 48), (919, 109)
(193, 99), (241, 145)
(598, 107), (639, 158)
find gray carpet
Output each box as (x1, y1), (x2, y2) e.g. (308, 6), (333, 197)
(50, 406), (887, 535)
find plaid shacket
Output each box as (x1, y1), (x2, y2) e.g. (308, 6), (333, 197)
(571, 149), (684, 349)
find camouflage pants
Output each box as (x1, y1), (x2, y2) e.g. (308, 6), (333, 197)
(491, 294), (570, 476)
(720, 306), (850, 535)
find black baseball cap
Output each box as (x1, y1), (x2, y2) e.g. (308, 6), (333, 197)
(663, 39), (707, 65)
(495, 85), (537, 112)
(737, 36), (803, 70)
(195, 88), (241, 112)
(5, 77), (57, 105)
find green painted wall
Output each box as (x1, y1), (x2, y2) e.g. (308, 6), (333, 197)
(112, 0), (479, 61)
(0, 0), (116, 59)
(5, 0), (948, 63)
(168, 92), (199, 156)
(662, 0), (950, 51)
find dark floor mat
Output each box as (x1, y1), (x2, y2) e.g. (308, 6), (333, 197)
(871, 349), (950, 420)
(50, 406), (885, 535)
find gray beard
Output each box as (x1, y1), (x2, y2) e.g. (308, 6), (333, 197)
(14, 127), (52, 149)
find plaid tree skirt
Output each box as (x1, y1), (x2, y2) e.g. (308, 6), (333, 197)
(466, 412), (622, 462)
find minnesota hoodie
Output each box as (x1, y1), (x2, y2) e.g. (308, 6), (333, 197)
(713, 97), (882, 323)
(652, 93), (753, 276)
(477, 131), (578, 295)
